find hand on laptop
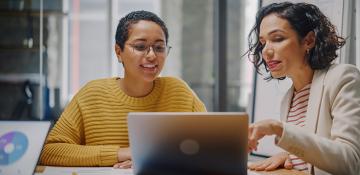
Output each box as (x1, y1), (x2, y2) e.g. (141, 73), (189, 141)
(248, 119), (283, 152)
(248, 152), (293, 171)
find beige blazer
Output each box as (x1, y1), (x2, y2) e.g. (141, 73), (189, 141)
(276, 64), (360, 175)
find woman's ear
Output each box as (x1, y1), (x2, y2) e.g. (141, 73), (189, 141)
(304, 31), (316, 50)
(115, 44), (123, 63)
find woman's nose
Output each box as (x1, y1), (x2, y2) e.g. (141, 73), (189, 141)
(145, 47), (157, 60)
(262, 44), (274, 60)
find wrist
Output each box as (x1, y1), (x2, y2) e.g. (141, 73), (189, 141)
(271, 121), (283, 137)
(117, 147), (131, 162)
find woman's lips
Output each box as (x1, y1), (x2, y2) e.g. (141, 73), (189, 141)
(140, 64), (158, 73)
(267, 60), (281, 71)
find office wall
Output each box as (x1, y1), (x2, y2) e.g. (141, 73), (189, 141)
(0, 0), (64, 120)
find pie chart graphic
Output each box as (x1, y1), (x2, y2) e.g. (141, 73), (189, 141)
(0, 131), (28, 165)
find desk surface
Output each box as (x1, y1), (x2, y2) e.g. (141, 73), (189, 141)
(253, 169), (309, 175)
(35, 166), (309, 175)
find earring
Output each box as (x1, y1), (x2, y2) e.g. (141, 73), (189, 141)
(306, 49), (310, 55)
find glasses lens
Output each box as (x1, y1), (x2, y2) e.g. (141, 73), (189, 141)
(132, 44), (147, 52)
(153, 44), (166, 52)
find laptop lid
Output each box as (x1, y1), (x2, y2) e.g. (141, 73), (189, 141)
(128, 112), (248, 175)
(0, 121), (51, 175)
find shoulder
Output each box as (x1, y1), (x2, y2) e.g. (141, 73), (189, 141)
(320, 64), (360, 99)
(323, 64), (360, 85)
(158, 76), (191, 89)
(159, 76), (187, 84)
(157, 76), (206, 111)
(327, 64), (360, 76)
(158, 76), (196, 96)
(76, 78), (116, 98)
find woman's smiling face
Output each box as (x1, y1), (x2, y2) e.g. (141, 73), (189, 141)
(116, 20), (167, 83)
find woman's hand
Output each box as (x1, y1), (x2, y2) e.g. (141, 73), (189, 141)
(248, 119), (283, 152)
(113, 159), (132, 169)
(114, 147), (132, 169)
(117, 147), (131, 162)
(248, 152), (293, 171)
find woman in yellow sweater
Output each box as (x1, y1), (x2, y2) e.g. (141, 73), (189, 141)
(40, 10), (206, 168)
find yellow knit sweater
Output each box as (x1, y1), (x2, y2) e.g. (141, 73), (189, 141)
(40, 77), (206, 167)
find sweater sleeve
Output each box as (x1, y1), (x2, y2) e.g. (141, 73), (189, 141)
(39, 96), (119, 167)
(192, 95), (207, 112)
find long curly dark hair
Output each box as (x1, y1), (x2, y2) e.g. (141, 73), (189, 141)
(247, 2), (345, 78)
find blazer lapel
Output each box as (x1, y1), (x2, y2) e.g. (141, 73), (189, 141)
(304, 69), (327, 133)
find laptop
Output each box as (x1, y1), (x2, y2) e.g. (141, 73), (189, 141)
(0, 121), (51, 175)
(127, 112), (248, 175)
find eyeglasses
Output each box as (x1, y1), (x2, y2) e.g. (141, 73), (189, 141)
(127, 43), (172, 57)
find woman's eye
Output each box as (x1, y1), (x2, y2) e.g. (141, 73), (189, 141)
(133, 45), (147, 51)
(273, 37), (284, 42)
(154, 45), (165, 52)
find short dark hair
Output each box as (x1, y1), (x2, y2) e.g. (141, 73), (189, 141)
(247, 2), (345, 77)
(115, 10), (169, 50)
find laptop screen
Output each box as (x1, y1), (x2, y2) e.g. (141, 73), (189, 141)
(0, 121), (50, 175)
(128, 112), (248, 175)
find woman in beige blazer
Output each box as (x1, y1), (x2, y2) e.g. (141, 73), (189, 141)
(246, 2), (360, 175)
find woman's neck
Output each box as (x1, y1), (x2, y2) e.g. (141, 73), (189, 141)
(290, 66), (314, 92)
(118, 76), (154, 97)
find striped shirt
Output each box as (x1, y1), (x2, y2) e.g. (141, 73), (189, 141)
(287, 83), (311, 171)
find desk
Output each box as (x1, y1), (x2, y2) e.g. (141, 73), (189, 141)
(35, 166), (309, 175)
(251, 169), (310, 175)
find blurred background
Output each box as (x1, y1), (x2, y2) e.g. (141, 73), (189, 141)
(0, 0), (258, 121)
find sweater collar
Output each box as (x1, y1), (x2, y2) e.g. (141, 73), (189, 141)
(110, 77), (163, 106)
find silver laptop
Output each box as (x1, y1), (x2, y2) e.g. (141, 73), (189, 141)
(128, 112), (248, 175)
(0, 121), (51, 175)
